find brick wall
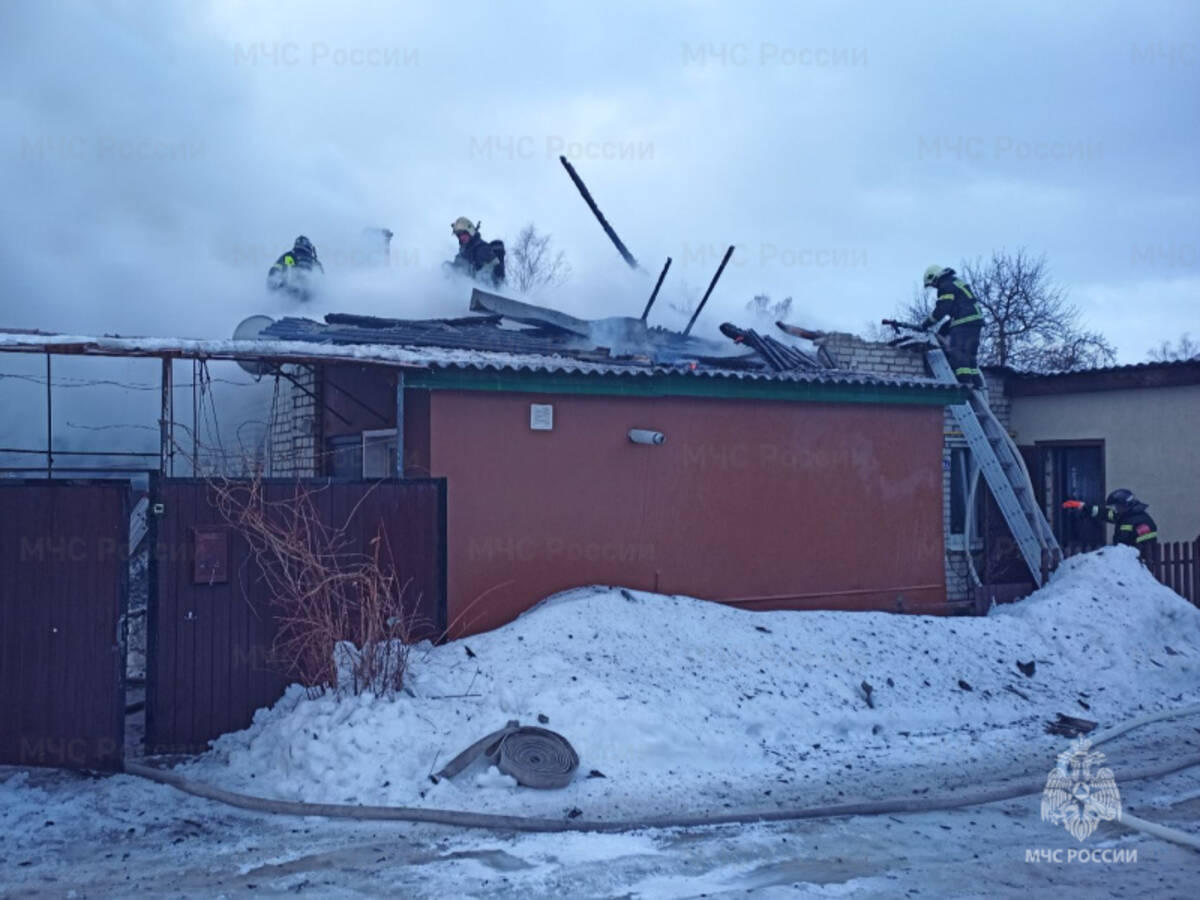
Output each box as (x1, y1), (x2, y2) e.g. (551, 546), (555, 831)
(816, 332), (930, 378)
(268, 365), (320, 477)
(982, 368), (1011, 429)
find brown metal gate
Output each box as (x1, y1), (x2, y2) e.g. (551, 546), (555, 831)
(147, 477), (446, 753)
(0, 481), (128, 771)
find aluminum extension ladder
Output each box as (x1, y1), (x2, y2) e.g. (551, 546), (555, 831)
(927, 349), (1061, 586)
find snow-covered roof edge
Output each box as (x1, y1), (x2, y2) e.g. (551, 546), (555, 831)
(0, 329), (960, 392)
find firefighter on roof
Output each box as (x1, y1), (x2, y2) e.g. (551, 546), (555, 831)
(922, 264), (985, 388)
(267, 235), (324, 301)
(447, 217), (505, 288)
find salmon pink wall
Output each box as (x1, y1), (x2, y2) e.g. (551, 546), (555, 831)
(425, 390), (946, 636)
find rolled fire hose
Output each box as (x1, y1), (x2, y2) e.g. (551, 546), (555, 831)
(124, 705), (1200, 848)
(433, 720), (579, 789)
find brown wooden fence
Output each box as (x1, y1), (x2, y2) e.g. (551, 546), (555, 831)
(1059, 537), (1199, 606)
(146, 477), (446, 753)
(1149, 538), (1199, 606)
(971, 582), (1034, 613)
(0, 481), (128, 771)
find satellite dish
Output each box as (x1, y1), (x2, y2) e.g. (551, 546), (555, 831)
(232, 315), (275, 376)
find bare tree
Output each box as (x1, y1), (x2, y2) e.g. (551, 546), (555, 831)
(1147, 333), (1199, 362)
(745, 294), (793, 322)
(898, 249), (1116, 372)
(663, 277), (700, 324)
(508, 223), (571, 293)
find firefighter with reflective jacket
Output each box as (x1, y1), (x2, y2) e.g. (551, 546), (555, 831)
(267, 235), (324, 301)
(1065, 489), (1159, 562)
(447, 217), (505, 288)
(921, 265), (985, 387)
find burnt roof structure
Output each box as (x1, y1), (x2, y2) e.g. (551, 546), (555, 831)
(255, 289), (959, 396)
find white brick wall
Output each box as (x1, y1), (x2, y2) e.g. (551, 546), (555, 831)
(982, 369), (1011, 429)
(268, 365), (320, 477)
(817, 332), (930, 378)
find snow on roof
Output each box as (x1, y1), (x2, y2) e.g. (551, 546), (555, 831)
(179, 546), (1199, 821)
(0, 327), (960, 392)
(0, 329), (430, 368)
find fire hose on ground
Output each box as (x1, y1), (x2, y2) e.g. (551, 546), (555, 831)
(125, 703), (1200, 850)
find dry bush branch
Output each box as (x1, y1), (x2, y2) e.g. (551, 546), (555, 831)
(206, 473), (428, 698)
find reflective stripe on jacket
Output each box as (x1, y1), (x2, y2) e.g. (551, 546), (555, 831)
(1086, 504), (1158, 547)
(927, 276), (984, 330)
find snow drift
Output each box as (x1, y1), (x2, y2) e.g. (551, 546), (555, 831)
(181, 547), (1200, 819)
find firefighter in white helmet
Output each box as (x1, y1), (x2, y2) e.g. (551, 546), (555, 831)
(447, 217), (505, 288)
(922, 264), (985, 387)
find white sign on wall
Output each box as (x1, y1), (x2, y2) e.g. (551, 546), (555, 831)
(530, 404), (554, 431)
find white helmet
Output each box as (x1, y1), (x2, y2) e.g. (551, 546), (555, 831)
(923, 264), (951, 288)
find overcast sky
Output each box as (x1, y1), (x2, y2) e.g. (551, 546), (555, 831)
(1, 0), (1198, 366)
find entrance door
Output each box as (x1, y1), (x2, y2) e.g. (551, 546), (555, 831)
(1040, 443), (1105, 551)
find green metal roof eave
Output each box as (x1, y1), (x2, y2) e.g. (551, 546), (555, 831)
(402, 367), (965, 406)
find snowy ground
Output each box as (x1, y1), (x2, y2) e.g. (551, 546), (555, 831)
(2, 759), (1198, 898)
(3, 546), (1199, 897)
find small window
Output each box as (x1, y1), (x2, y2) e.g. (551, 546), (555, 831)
(949, 447), (985, 539)
(326, 436), (362, 479)
(362, 429), (397, 479)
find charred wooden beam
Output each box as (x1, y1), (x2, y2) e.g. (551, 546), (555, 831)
(559, 155), (638, 270)
(641, 257), (671, 322)
(683, 245), (735, 337)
